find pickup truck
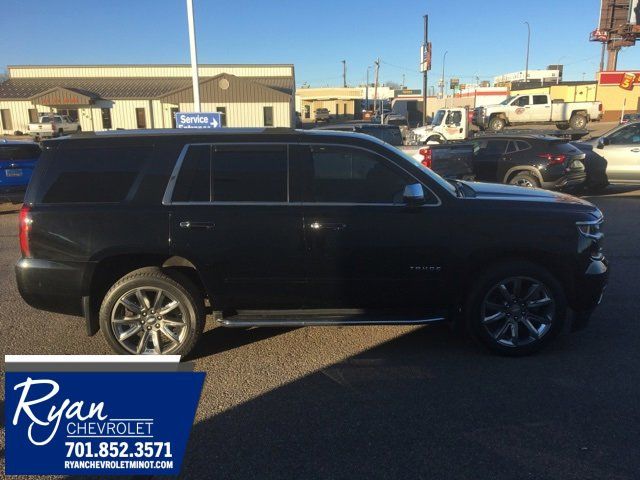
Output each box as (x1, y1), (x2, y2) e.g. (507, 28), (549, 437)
(473, 94), (602, 132)
(28, 114), (81, 139)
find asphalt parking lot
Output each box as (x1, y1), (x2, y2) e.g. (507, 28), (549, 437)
(1, 186), (639, 480)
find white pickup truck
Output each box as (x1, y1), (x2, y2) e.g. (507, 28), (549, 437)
(473, 94), (602, 132)
(28, 114), (81, 139)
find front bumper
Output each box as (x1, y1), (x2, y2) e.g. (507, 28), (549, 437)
(573, 255), (608, 312)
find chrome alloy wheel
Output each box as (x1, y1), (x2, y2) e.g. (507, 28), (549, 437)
(481, 276), (555, 347)
(111, 287), (189, 354)
(514, 178), (535, 188)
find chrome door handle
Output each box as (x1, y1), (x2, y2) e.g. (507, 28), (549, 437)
(179, 221), (215, 230)
(309, 221), (347, 231)
(631, 148), (640, 152)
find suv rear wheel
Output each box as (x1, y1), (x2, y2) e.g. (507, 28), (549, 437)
(99, 267), (205, 356)
(465, 261), (566, 355)
(509, 172), (540, 188)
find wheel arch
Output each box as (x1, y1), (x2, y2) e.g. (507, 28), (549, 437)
(84, 252), (208, 336)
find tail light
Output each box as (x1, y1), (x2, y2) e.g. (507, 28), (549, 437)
(419, 147), (433, 169)
(537, 153), (566, 165)
(19, 205), (32, 258)
(598, 103), (603, 112)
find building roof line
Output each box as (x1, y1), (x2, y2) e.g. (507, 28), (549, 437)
(8, 63), (295, 69)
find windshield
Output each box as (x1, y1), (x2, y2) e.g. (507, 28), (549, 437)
(431, 110), (446, 126)
(499, 96), (515, 105)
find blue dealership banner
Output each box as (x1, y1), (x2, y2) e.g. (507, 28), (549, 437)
(5, 356), (204, 476)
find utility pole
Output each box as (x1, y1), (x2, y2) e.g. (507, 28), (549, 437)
(342, 60), (347, 87)
(422, 14), (428, 126)
(524, 21), (530, 83)
(373, 58), (380, 117)
(186, 0), (200, 112)
(402, 74), (406, 88)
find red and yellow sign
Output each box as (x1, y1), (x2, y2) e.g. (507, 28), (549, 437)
(619, 72), (637, 91)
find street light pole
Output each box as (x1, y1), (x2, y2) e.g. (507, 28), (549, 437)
(186, 0), (201, 113)
(441, 50), (448, 100)
(365, 66), (371, 111)
(524, 21), (530, 83)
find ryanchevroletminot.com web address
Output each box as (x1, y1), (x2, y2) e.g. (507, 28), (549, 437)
(64, 459), (173, 469)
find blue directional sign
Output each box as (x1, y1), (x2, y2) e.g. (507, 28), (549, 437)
(174, 112), (222, 129)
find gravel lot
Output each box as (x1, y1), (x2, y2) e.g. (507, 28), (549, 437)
(1, 185), (639, 479)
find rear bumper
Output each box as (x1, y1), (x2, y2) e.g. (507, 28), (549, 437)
(15, 258), (89, 317)
(542, 171), (587, 190)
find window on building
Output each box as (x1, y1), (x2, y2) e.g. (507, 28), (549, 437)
(39, 146), (152, 204)
(172, 145), (211, 202)
(216, 107), (227, 127)
(101, 108), (112, 129)
(263, 106), (274, 127)
(28, 109), (39, 123)
(343, 103), (347, 115)
(136, 108), (147, 129)
(335, 103), (339, 115)
(307, 146), (411, 204)
(532, 95), (548, 105)
(0, 109), (13, 131)
(212, 145), (287, 202)
(170, 107), (179, 128)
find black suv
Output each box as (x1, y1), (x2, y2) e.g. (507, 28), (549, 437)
(16, 129), (608, 356)
(469, 135), (587, 189)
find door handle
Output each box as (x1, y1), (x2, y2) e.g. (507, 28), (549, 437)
(631, 148), (640, 153)
(309, 221), (347, 231)
(179, 221), (215, 230)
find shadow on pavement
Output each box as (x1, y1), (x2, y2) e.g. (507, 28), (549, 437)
(181, 322), (640, 479)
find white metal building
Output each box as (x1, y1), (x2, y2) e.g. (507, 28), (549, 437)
(0, 64), (296, 134)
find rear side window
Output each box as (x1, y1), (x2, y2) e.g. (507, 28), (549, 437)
(516, 141), (531, 151)
(484, 140), (508, 154)
(532, 95), (548, 105)
(172, 145), (211, 202)
(39, 146), (151, 204)
(212, 146), (287, 202)
(0, 144), (40, 160)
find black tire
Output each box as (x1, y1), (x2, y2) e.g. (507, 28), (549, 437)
(508, 171), (540, 188)
(569, 113), (587, 130)
(465, 261), (567, 356)
(99, 267), (205, 356)
(489, 116), (506, 132)
(76, 126), (82, 132)
(556, 123), (570, 130)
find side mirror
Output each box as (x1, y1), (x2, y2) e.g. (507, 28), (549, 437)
(403, 183), (425, 205)
(597, 137), (609, 149)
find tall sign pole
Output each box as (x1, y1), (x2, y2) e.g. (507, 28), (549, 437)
(186, 0), (201, 112)
(422, 15), (428, 126)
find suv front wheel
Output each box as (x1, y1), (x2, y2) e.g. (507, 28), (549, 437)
(99, 267), (205, 356)
(465, 261), (566, 355)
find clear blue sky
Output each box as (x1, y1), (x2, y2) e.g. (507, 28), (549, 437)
(1, 0), (639, 89)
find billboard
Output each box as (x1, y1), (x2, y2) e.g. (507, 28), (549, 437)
(598, 0), (631, 31)
(630, 0), (639, 24)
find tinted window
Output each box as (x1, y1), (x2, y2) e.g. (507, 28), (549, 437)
(532, 95), (548, 105)
(40, 146), (152, 203)
(505, 141), (518, 154)
(484, 140), (508, 154)
(445, 111), (462, 125)
(212, 146), (287, 202)
(172, 145), (211, 202)
(0, 144), (40, 160)
(516, 141), (531, 151)
(309, 146), (410, 204)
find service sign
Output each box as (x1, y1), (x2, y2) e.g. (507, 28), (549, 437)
(5, 356), (204, 476)
(175, 112), (222, 129)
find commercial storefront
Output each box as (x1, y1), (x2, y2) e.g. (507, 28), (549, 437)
(0, 64), (296, 134)
(596, 70), (640, 121)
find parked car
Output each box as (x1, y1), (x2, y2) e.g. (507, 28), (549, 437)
(575, 121), (640, 184)
(314, 108), (330, 123)
(28, 114), (81, 139)
(16, 129), (607, 357)
(0, 139), (40, 203)
(473, 94), (602, 132)
(313, 123), (404, 146)
(468, 135), (587, 189)
(620, 113), (640, 124)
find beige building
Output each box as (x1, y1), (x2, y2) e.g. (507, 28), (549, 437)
(295, 87), (363, 122)
(0, 64), (296, 134)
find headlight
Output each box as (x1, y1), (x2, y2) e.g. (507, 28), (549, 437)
(576, 216), (604, 241)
